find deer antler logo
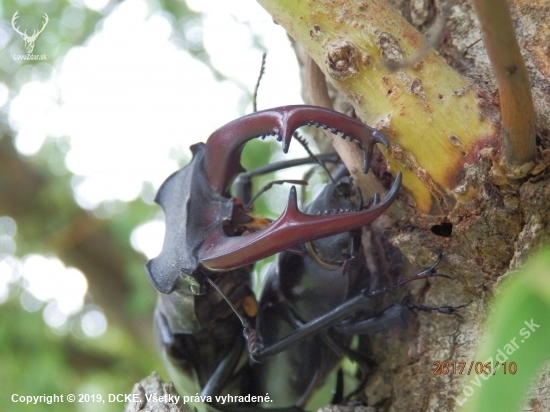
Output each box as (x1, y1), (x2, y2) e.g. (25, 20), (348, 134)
(11, 11), (49, 54)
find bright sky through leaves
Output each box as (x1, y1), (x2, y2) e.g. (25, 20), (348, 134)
(9, 0), (301, 210)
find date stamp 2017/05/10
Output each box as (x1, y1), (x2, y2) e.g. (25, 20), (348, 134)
(433, 360), (517, 376)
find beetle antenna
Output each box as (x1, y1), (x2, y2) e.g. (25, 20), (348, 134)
(292, 131), (336, 184)
(369, 254), (447, 297)
(204, 277), (252, 330)
(463, 38), (482, 57)
(252, 52), (267, 113)
(245, 179), (307, 209)
(203, 277), (260, 354)
(403, 298), (466, 319)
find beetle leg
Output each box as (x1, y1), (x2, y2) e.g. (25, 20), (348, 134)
(333, 303), (412, 335)
(199, 173), (401, 271)
(285, 311), (376, 390)
(200, 336), (245, 399)
(320, 335), (374, 402)
(248, 255), (450, 362)
(401, 299), (466, 318)
(204, 105), (388, 194)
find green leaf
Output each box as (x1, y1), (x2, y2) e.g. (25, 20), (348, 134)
(458, 249), (550, 411)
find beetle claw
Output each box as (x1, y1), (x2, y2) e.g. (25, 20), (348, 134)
(204, 105), (389, 195)
(199, 173), (402, 271)
(149, 106), (399, 290)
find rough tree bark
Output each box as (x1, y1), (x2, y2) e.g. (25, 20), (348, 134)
(125, 372), (190, 412)
(252, 0), (550, 411)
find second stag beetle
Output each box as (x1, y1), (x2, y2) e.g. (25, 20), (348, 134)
(145, 105), (454, 409)
(244, 165), (456, 409)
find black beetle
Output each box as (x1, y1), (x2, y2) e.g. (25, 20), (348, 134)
(242, 175), (453, 410)
(250, 174), (371, 409)
(147, 105), (404, 410)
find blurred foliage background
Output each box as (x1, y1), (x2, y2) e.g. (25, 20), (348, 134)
(0, 0), (305, 410)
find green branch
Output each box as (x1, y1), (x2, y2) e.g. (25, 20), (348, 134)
(472, 0), (536, 176)
(257, 0), (500, 213)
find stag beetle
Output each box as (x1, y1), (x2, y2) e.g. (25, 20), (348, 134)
(146, 105), (417, 409)
(242, 172), (456, 410)
(250, 173), (371, 408)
